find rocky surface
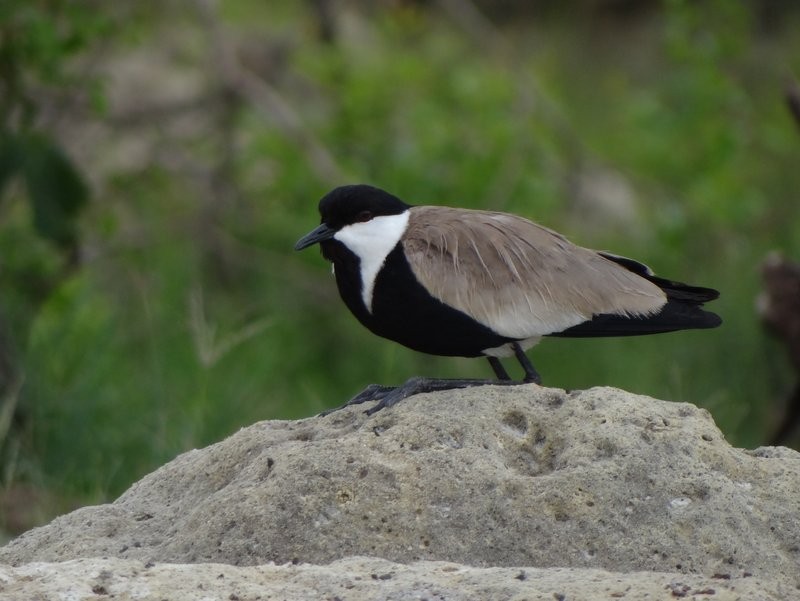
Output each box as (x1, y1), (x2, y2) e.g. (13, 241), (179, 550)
(1, 385), (799, 599)
(0, 556), (785, 600)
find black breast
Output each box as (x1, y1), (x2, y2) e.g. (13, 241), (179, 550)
(364, 246), (513, 357)
(322, 240), (513, 357)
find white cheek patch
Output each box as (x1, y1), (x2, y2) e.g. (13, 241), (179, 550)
(334, 211), (410, 313)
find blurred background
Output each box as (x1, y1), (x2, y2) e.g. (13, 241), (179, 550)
(1, 0), (800, 539)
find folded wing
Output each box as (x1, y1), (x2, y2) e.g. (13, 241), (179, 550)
(402, 206), (668, 339)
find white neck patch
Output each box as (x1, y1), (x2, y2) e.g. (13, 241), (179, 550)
(334, 211), (410, 313)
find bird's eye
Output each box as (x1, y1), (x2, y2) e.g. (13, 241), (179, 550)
(356, 210), (373, 222)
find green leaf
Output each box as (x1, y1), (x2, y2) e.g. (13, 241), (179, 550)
(21, 133), (88, 248)
(0, 130), (21, 200)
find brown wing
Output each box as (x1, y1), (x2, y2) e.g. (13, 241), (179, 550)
(402, 206), (666, 338)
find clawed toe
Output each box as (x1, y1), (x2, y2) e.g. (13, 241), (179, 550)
(317, 383), (397, 416)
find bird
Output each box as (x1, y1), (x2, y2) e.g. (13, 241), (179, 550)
(295, 184), (721, 415)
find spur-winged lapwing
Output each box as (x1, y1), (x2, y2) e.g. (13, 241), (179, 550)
(295, 184), (721, 415)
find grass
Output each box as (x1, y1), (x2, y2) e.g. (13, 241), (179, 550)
(2, 0), (800, 536)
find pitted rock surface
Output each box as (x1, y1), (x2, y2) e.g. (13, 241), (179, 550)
(1, 385), (799, 596)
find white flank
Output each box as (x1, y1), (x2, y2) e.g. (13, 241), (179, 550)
(482, 336), (542, 358)
(334, 211), (410, 313)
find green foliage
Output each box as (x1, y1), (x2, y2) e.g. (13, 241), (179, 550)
(0, 133), (18, 195)
(0, 1), (110, 86)
(0, 131), (88, 248)
(2, 0), (800, 536)
(0, 0), (103, 533)
(0, 0), (100, 313)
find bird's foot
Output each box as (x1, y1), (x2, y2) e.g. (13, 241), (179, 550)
(317, 384), (396, 416)
(319, 377), (524, 417)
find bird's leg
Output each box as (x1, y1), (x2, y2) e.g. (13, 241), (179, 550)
(512, 342), (542, 384)
(362, 376), (519, 416)
(487, 356), (511, 380)
(320, 348), (540, 418)
(320, 376), (524, 417)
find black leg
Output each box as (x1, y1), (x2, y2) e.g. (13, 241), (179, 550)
(512, 343), (542, 384)
(487, 356), (511, 380)
(362, 377), (519, 416)
(319, 344), (542, 418)
(319, 376), (522, 417)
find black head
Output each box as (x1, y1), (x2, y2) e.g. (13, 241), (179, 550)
(318, 185), (410, 230)
(295, 185), (411, 250)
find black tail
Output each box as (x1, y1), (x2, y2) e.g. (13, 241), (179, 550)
(550, 253), (722, 338)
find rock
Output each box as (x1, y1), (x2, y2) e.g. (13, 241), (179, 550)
(0, 556), (786, 600)
(1, 385), (799, 597)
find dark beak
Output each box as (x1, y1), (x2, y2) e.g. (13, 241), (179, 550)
(294, 223), (336, 251)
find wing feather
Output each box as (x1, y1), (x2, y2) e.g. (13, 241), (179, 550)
(403, 206), (666, 338)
